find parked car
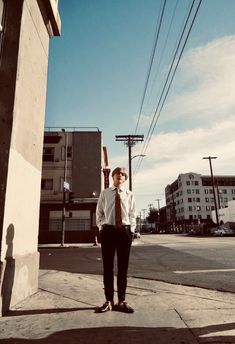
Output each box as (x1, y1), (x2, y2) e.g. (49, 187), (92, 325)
(213, 227), (234, 236)
(134, 231), (141, 239)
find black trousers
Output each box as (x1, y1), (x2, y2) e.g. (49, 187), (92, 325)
(100, 225), (132, 302)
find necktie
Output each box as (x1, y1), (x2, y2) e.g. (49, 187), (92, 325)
(115, 188), (122, 228)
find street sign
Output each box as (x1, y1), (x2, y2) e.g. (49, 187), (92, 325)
(64, 181), (70, 191)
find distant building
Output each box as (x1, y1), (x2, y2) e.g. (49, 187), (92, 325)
(212, 200), (235, 226)
(39, 129), (109, 243)
(165, 172), (235, 223)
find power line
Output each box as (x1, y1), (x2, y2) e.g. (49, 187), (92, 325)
(134, 0), (167, 135)
(145, 0), (180, 111)
(134, 0), (203, 176)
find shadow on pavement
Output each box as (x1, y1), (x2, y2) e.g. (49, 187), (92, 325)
(6, 307), (96, 316)
(1, 323), (235, 344)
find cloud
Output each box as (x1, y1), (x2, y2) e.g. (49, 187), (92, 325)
(164, 35), (235, 122)
(112, 36), (235, 212)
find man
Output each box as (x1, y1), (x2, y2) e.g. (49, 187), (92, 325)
(96, 167), (136, 313)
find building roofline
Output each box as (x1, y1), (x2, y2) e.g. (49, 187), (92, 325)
(44, 127), (101, 132)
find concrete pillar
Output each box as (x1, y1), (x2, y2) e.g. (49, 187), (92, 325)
(0, 0), (61, 315)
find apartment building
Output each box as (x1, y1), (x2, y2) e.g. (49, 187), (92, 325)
(39, 129), (109, 243)
(165, 172), (235, 223)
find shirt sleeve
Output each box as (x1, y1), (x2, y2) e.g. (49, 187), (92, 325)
(129, 192), (136, 233)
(96, 191), (105, 230)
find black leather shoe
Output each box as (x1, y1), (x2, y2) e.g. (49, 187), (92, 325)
(115, 301), (134, 313)
(97, 301), (113, 313)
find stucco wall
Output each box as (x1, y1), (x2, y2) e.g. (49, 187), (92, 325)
(1, 0), (49, 260)
(0, 0), (60, 315)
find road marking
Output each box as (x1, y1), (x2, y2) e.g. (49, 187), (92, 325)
(174, 268), (235, 274)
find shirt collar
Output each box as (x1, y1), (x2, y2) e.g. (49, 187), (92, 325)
(111, 184), (125, 192)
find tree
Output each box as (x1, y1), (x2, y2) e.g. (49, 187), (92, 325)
(146, 207), (159, 230)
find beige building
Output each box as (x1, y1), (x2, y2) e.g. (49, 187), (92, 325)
(39, 129), (109, 244)
(0, 0), (60, 315)
(165, 173), (235, 223)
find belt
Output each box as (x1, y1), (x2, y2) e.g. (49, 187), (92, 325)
(102, 224), (130, 230)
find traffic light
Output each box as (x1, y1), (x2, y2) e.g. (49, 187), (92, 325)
(68, 192), (74, 203)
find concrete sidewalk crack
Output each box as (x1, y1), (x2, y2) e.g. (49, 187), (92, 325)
(38, 287), (97, 308)
(174, 308), (200, 344)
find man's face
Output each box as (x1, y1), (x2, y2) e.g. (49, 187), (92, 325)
(113, 171), (126, 186)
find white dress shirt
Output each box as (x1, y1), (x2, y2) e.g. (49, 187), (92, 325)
(96, 185), (136, 233)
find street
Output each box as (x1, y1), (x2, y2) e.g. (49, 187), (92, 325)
(39, 234), (235, 293)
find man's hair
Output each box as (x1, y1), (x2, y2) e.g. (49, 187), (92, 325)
(111, 167), (128, 180)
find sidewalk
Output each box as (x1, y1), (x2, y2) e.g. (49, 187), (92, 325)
(1, 268), (235, 343)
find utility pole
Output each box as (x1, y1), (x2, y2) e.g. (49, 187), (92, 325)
(155, 198), (161, 211)
(203, 156), (219, 227)
(61, 129), (68, 247)
(115, 135), (144, 191)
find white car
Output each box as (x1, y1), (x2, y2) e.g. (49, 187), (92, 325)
(213, 227), (234, 236)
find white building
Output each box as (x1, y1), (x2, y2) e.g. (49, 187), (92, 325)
(212, 200), (235, 225)
(165, 173), (235, 223)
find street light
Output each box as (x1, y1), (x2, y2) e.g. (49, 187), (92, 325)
(129, 154), (146, 191)
(61, 129), (68, 247)
(202, 156), (219, 227)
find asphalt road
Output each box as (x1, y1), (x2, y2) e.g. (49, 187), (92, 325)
(39, 234), (235, 293)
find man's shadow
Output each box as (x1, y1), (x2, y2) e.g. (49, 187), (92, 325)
(1, 224), (15, 315)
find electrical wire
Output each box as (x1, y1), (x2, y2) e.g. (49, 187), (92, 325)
(134, 0), (167, 135)
(134, 0), (203, 176)
(145, 0), (180, 112)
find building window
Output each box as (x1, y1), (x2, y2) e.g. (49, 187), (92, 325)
(222, 189), (227, 194)
(43, 147), (55, 162)
(209, 189), (213, 194)
(49, 210), (91, 231)
(196, 197), (200, 202)
(206, 206), (210, 211)
(210, 198), (214, 203)
(41, 179), (53, 190)
(61, 146), (73, 160)
(188, 198), (192, 202)
(195, 181), (199, 185)
(186, 181), (190, 185)
(188, 206), (192, 211)
(224, 197), (228, 202)
(205, 197), (209, 203)
(205, 189), (209, 194)
(195, 189), (200, 194)
(232, 189), (235, 194)
(187, 189), (191, 194)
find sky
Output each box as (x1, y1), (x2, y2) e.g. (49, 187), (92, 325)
(46, 0), (235, 214)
